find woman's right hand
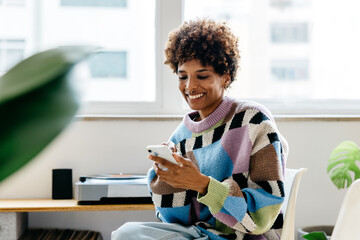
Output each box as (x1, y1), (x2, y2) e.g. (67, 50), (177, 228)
(148, 152), (209, 195)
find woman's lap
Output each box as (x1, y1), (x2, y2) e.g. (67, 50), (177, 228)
(111, 222), (209, 240)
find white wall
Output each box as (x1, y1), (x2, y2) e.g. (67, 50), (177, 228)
(1, 117), (359, 239)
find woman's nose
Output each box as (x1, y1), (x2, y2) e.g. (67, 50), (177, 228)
(185, 77), (197, 90)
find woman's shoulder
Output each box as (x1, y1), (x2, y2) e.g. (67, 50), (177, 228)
(229, 97), (274, 122)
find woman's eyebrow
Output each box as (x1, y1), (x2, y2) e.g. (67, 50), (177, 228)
(178, 69), (211, 73)
(197, 69), (210, 72)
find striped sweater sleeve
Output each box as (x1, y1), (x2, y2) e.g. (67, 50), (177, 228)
(197, 108), (285, 235)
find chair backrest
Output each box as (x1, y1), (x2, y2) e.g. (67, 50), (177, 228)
(280, 168), (307, 240)
(331, 179), (360, 240)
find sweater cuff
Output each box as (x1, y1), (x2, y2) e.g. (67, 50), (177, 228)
(197, 176), (229, 214)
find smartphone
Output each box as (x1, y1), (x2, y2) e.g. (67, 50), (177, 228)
(146, 145), (179, 166)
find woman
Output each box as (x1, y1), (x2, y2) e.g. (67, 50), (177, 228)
(112, 18), (288, 240)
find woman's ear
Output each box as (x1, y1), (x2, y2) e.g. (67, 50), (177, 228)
(223, 74), (231, 89)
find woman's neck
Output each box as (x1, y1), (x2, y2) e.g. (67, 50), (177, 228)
(197, 96), (225, 121)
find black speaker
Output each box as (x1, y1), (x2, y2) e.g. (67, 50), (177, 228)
(52, 168), (73, 199)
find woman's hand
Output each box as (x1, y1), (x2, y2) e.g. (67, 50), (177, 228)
(161, 141), (178, 153)
(148, 153), (210, 195)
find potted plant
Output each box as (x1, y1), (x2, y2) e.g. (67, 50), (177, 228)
(299, 141), (360, 240)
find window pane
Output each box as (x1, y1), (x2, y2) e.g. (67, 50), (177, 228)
(184, 0), (360, 101)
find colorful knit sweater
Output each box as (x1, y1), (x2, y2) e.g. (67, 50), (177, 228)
(147, 97), (288, 240)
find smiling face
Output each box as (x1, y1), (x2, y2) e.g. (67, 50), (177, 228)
(178, 59), (230, 120)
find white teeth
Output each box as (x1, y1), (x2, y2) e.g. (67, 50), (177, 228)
(188, 93), (204, 99)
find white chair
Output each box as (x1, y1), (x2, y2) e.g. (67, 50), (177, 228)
(331, 179), (360, 240)
(281, 168), (308, 240)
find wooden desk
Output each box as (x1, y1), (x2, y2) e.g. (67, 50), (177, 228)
(0, 199), (154, 239)
(0, 199), (154, 212)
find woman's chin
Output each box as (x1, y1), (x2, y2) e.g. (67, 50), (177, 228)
(186, 102), (203, 111)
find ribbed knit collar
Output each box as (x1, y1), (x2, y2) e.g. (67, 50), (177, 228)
(183, 96), (234, 133)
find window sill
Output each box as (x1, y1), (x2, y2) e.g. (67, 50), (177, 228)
(77, 114), (360, 122)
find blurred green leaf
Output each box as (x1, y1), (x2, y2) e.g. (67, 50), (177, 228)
(302, 231), (328, 240)
(0, 46), (96, 182)
(327, 141), (360, 189)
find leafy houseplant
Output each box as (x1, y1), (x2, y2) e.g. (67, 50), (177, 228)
(0, 46), (95, 183)
(301, 141), (360, 240)
(327, 141), (360, 189)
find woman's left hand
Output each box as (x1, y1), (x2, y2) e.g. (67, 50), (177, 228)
(148, 153), (210, 195)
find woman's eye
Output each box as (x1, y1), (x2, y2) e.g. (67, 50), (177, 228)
(198, 76), (209, 80)
(179, 76), (187, 80)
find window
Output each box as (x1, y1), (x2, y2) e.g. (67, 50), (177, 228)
(271, 23), (308, 43)
(271, 59), (308, 81)
(1, 0), (360, 115)
(0, 0), (182, 115)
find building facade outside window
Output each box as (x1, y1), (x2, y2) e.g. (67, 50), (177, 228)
(60, 0), (127, 8)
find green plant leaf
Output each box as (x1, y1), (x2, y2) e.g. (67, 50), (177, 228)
(327, 141), (360, 189)
(0, 46), (96, 182)
(302, 231), (328, 240)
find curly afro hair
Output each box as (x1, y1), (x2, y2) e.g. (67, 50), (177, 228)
(164, 18), (240, 84)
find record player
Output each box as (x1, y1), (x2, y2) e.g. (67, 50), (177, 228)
(76, 174), (152, 205)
